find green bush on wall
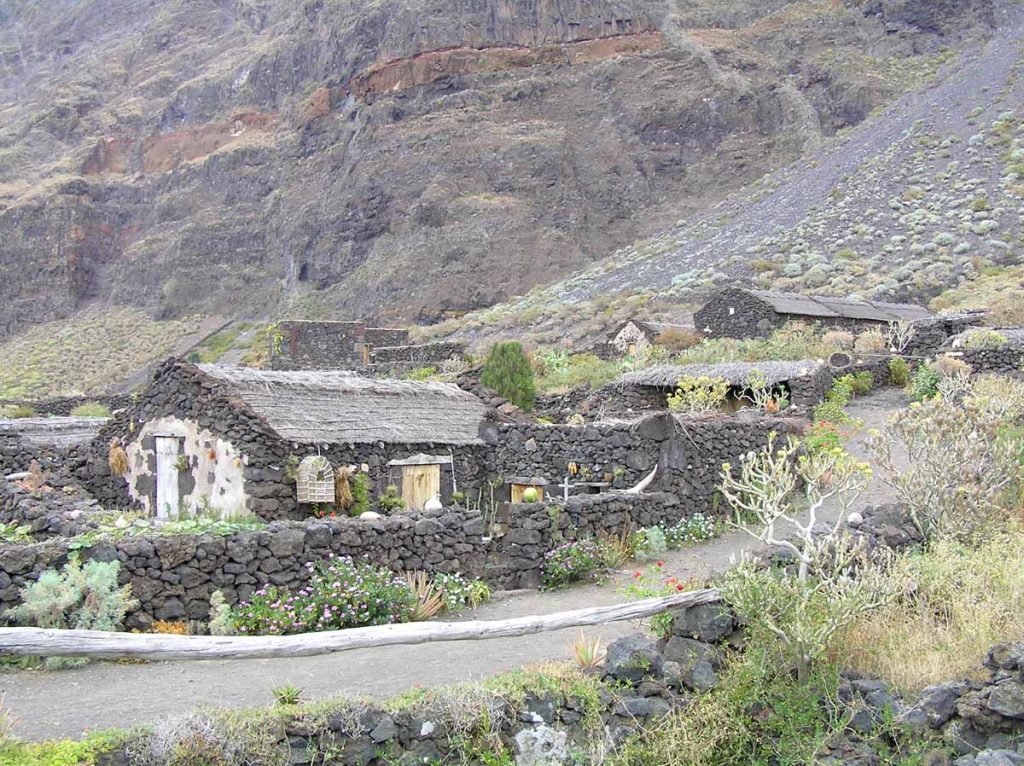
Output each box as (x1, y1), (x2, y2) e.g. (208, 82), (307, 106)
(481, 341), (537, 411)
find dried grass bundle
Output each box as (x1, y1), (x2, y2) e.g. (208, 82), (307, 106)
(108, 439), (129, 476)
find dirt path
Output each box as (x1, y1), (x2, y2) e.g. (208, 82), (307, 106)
(0, 390), (905, 742)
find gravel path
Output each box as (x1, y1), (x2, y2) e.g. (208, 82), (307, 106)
(0, 390), (905, 742)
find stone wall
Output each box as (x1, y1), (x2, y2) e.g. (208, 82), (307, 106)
(370, 340), (467, 365)
(0, 394), (131, 417)
(789, 364), (837, 407)
(268, 321), (412, 370)
(0, 481), (102, 539)
(953, 348), (1024, 375)
(363, 327), (411, 348)
(491, 418), (666, 492)
(0, 492), (698, 624)
(0, 433), (83, 481)
(269, 320), (367, 370)
(84, 601), (736, 766)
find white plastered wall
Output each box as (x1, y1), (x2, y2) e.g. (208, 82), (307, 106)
(125, 416), (250, 518)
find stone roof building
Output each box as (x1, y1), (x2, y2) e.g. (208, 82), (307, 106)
(695, 288), (933, 338)
(618, 359), (833, 411)
(80, 360), (490, 520)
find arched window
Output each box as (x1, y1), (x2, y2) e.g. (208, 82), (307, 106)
(296, 455), (335, 503)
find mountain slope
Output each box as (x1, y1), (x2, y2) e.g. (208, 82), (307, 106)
(0, 0), (998, 342)
(430, 0), (1024, 350)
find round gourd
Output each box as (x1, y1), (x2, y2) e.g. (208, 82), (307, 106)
(522, 487), (540, 503)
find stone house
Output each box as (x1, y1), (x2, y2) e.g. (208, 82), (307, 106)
(695, 288), (933, 338)
(616, 359), (834, 412)
(269, 320), (410, 370)
(605, 319), (695, 357)
(80, 360), (491, 520)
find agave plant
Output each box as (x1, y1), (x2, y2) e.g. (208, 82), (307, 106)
(570, 631), (606, 669)
(405, 571), (446, 621)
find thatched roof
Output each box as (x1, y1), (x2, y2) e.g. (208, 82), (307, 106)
(619, 360), (824, 389)
(0, 417), (109, 447)
(197, 365), (487, 445)
(747, 290), (932, 322)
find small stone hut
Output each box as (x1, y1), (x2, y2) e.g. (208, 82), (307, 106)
(80, 360), (490, 520)
(616, 359), (833, 411)
(269, 320), (410, 370)
(605, 320), (695, 357)
(695, 288), (933, 338)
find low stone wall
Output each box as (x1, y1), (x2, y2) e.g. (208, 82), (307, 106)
(490, 492), (683, 589)
(83, 601), (737, 765)
(0, 493), (695, 625)
(0, 394), (131, 417)
(953, 347), (1024, 375)
(492, 418), (666, 492)
(0, 482), (103, 538)
(0, 434), (83, 481)
(370, 340), (467, 364)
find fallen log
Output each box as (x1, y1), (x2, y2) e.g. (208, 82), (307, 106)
(0, 589), (720, 661)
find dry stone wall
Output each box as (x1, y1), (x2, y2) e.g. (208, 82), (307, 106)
(0, 492), (704, 625)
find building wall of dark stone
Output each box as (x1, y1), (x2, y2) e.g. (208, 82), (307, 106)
(694, 288), (784, 338)
(269, 320), (367, 370)
(363, 327), (411, 348)
(268, 322), (413, 370)
(370, 341), (467, 365)
(77, 360), (491, 521)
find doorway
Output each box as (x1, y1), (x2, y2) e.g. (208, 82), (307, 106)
(155, 437), (181, 520)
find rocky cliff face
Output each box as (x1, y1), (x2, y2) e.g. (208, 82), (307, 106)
(0, 0), (996, 336)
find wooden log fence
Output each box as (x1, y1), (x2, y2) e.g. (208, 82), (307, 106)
(0, 589), (721, 662)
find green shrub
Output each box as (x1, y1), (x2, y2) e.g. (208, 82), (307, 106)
(207, 591), (236, 636)
(962, 329), (1008, 350)
(6, 557), (136, 633)
(431, 572), (492, 610)
(888, 357), (911, 386)
(377, 484), (405, 514)
(667, 375), (729, 414)
(826, 376), (854, 406)
(232, 556), (415, 635)
(850, 371), (873, 395)
(632, 526), (668, 561)
(908, 364), (942, 401)
(541, 538), (611, 589)
(803, 421), (843, 455)
(70, 402), (111, 418)
(0, 404), (36, 419)
(405, 366), (438, 381)
(481, 341), (537, 411)
(350, 473), (371, 517)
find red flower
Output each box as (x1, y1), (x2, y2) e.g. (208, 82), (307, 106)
(676, 584), (685, 591)
(634, 571), (642, 578)
(656, 561), (664, 567)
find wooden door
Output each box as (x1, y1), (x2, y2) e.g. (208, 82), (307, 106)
(402, 464), (440, 511)
(155, 437), (181, 520)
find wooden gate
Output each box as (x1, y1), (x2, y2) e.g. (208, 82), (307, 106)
(401, 464), (440, 511)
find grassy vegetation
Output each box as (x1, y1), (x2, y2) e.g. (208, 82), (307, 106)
(931, 264), (1024, 325)
(187, 326), (248, 364)
(0, 308), (202, 399)
(831, 528), (1024, 691)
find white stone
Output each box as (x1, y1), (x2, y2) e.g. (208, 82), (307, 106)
(514, 725), (570, 766)
(424, 495), (443, 512)
(420, 721), (435, 737)
(847, 512), (864, 528)
(360, 511), (383, 521)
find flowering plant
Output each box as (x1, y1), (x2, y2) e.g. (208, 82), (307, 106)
(541, 537), (611, 589)
(232, 555), (414, 635)
(621, 562), (695, 638)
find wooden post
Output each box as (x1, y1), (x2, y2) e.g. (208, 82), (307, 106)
(0, 590), (720, 662)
